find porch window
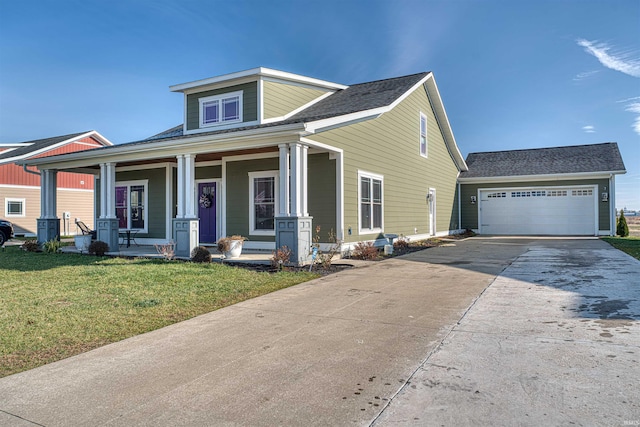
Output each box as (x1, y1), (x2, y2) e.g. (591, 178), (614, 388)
(249, 171), (279, 236)
(5, 198), (25, 217)
(359, 171), (383, 233)
(199, 91), (243, 127)
(419, 112), (428, 158)
(115, 181), (147, 232)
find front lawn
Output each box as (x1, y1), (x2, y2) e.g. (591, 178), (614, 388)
(0, 247), (318, 377)
(601, 236), (640, 261)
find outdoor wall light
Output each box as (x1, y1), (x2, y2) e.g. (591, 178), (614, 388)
(470, 195), (477, 204)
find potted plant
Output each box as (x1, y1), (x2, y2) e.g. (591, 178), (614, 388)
(216, 235), (247, 259)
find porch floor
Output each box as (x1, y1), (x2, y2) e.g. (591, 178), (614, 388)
(61, 244), (274, 265)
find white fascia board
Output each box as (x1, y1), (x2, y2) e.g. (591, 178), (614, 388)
(19, 123), (306, 170)
(458, 170), (628, 184)
(299, 137), (343, 154)
(262, 91), (336, 125)
(422, 75), (467, 172)
(170, 67), (346, 93)
(304, 109), (385, 133)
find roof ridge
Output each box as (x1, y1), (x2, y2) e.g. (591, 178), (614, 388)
(467, 142), (618, 156)
(6, 131), (92, 145)
(347, 71), (430, 88)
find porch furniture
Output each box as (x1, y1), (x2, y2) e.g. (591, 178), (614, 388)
(75, 220), (97, 240)
(119, 230), (140, 247)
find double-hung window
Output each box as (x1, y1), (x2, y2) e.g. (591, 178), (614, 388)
(5, 198), (25, 217)
(248, 171), (279, 236)
(115, 180), (147, 231)
(359, 171), (383, 233)
(419, 112), (428, 157)
(199, 91), (242, 128)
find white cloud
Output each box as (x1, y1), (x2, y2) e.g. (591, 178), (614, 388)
(573, 70), (599, 82)
(625, 102), (640, 135)
(577, 39), (640, 78)
(582, 125), (596, 133)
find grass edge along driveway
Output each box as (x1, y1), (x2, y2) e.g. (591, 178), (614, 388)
(1, 247), (318, 378)
(601, 236), (640, 261)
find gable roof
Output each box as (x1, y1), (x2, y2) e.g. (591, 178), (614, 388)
(0, 131), (113, 164)
(459, 143), (626, 180)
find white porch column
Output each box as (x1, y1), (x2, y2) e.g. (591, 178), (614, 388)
(97, 163), (119, 249)
(184, 154), (196, 218)
(278, 144), (290, 217)
(301, 144), (309, 217)
(176, 155), (185, 219)
(37, 169), (60, 243)
(290, 142), (302, 217)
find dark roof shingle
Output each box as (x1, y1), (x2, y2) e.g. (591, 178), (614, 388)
(0, 132), (90, 161)
(460, 143), (626, 178)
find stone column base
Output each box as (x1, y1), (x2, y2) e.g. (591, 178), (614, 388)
(37, 218), (60, 245)
(275, 216), (313, 266)
(173, 218), (199, 258)
(97, 218), (120, 251)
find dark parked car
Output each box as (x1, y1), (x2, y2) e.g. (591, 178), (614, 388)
(0, 219), (14, 246)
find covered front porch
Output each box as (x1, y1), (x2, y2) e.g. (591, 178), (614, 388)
(28, 130), (343, 266)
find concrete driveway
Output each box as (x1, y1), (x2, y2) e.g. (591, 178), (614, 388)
(0, 238), (638, 426)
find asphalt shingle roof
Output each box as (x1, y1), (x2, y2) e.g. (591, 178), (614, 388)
(139, 72), (430, 144)
(459, 143), (626, 178)
(0, 132), (89, 161)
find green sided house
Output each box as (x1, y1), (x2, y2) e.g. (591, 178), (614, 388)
(20, 68), (467, 262)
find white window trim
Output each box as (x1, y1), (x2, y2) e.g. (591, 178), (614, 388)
(115, 180), (148, 233)
(358, 170), (384, 235)
(419, 111), (428, 158)
(5, 198), (25, 217)
(199, 90), (243, 128)
(248, 171), (279, 236)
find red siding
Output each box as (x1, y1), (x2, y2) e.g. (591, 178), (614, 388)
(32, 136), (104, 159)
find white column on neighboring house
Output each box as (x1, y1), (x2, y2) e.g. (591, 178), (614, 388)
(176, 155), (185, 219)
(184, 154), (196, 218)
(290, 142), (302, 217)
(301, 144), (309, 217)
(99, 163), (117, 219)
(40, 169), (49, 218)
(278, 144), (290, 217)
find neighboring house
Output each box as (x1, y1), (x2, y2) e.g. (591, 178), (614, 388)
(458, 143), (626, 236)
(1, 131), (112, 236)
(19, 67), (467, 261)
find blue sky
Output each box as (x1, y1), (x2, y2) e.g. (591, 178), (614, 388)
(1, 0), (638, 209)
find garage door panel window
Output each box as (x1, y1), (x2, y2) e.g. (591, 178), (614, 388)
(547, 190), (567, 197)
(572, 189), (593, 196)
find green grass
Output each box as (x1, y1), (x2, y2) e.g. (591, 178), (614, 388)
(0, 247), (318, 377)
(601, 236), (640, 261)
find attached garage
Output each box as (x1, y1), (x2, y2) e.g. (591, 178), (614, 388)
(459, 143), (626, 237)
(478, 186), (596, 235)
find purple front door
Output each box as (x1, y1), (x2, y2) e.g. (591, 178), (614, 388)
(198, 182), (217, 243)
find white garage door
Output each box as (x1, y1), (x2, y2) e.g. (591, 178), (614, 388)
(479, 187), (597, 235)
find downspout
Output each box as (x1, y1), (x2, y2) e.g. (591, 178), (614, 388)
(610, 173), (616, 236)
(457, 177), (461, 233)
(23, 164), (41, 176)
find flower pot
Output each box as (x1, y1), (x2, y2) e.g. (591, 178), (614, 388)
(224, 239), (243, 259)
(74, 234), (92, 252)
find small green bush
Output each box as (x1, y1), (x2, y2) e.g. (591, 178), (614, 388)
(20, 240), (40, 252)
(88, 240), (109, 256)
(617, 211), (630, 237)
(191, 246), (212, 263)
(43, 239), (61, 254)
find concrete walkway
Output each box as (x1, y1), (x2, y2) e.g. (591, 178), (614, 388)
(0, 238), (638, 426)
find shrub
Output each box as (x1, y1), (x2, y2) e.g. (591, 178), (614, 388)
(191, 246), (212, 263)
(352, 241), (380, 260)
(311, 226), (342, 269)
(271, 246), (292, 270)
(21, 240), (40, 252)
(393, 235), (410, 251)
(154, 241), (176, 261)
(88, 240), (109, 256)
(43, 239), (61, 254)
(617, 211), (630, 237)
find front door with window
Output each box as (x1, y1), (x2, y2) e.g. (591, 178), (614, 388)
(198, 182), (217, 243)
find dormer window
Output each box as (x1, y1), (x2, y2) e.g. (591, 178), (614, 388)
(199, 91), (243, 127)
